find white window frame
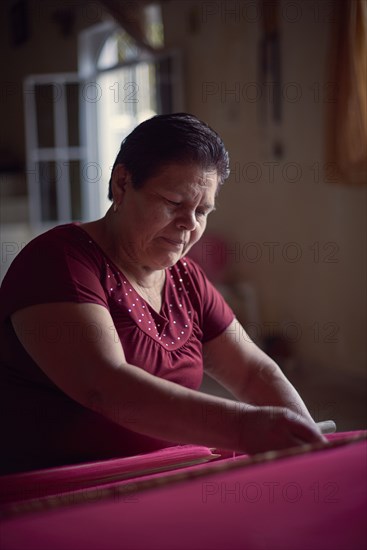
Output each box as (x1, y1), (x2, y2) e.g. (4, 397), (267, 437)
(23, 73), (86, 230)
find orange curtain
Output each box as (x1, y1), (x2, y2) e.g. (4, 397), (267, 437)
(326, 0), (367, 185)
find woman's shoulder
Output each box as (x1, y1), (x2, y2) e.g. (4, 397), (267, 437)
(1, 223), (105, 292)
(8, 223), (101, 264)
(0, 223), (109, 319)
(25, 222), (92, 248)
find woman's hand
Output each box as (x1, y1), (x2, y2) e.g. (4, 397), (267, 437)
(238, 405), (327, 455)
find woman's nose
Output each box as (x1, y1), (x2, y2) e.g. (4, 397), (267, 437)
(176, 209), (197, 231)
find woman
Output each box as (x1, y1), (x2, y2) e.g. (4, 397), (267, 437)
(0, 113), (325, 474)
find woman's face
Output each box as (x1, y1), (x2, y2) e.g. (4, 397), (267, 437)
(113, 163), (218, 270)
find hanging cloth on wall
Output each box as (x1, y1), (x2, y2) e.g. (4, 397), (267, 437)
(325, 0), (367, 185)
(258, 0), (283, 159)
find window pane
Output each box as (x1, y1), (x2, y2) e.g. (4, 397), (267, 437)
(35, 85), (55, 148)
(66, 83), (80, 147)
(69, 160), (82, 220)
(39, 161), (57, 221)
(156, 58), (173, 113)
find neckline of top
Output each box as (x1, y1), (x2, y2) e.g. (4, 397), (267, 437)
(70, 222), (169, 319)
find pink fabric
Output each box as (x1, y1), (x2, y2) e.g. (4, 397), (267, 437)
(0, 223), (234, 473)
(0, 445), (217, 505)
(1, 433), (366, 550)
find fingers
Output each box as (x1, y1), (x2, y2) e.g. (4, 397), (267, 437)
(287, 414), (328, 445)
(317, 420), (337, 434)
(239, 406), (330, 455)
(264, 406), (328, 446)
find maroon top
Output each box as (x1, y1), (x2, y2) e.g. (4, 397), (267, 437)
(0, 223), (234, 473)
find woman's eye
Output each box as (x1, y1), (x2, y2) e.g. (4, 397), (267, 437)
(166, 199), (181, 206)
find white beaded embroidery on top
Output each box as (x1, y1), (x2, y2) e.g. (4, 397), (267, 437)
(106, 258), (192, 350)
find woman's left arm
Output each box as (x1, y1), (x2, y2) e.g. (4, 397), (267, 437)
(203, 318), (315, 425)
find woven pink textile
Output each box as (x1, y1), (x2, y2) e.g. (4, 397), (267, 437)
(0, 445), (217, 505)
(1, 432), (366, 550)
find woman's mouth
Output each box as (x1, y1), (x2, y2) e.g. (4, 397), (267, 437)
(160, 237), (185, 248)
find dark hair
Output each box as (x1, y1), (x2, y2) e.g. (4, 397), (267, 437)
(108, 113), (230, 200)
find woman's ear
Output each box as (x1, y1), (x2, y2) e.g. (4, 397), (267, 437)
(111, 164), (131, 206)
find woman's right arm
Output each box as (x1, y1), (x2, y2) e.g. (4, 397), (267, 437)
(11, 302), (324, 454)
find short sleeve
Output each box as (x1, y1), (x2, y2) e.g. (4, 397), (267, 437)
(0, 225), (108, 321)
(184, 257), (235, 343)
